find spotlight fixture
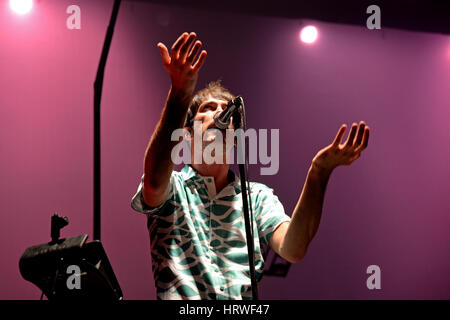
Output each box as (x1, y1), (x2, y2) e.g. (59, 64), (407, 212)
(9, 0), (33, 15)
(300, 25), (318, 44)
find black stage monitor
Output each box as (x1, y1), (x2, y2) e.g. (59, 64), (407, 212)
(19, 232), (123, 300)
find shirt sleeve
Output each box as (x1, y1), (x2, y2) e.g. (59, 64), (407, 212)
(253, 184), (291, 246)
(130, 174), (173, 216)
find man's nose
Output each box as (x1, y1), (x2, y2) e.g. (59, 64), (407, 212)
(213, 105), (226, 117)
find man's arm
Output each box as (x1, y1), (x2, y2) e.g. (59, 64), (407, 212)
(269, 121), (370, 263)
(142, 32), (207, 207)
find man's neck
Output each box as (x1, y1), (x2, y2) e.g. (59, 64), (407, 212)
(191, 163), (230, 194)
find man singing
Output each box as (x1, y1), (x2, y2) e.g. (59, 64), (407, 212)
(131, 32), (370, 299)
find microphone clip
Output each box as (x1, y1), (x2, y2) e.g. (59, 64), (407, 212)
(214, 96), (243, 130)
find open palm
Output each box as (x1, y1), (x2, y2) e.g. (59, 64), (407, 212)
(312, 121), (370, 172)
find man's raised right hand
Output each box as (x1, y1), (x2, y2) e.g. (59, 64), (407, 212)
(157, 32), (207, 96)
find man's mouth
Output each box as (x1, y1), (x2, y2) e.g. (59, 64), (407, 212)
(207, 121), (217, 130)
(203, 123), (227, 143)
(207, 122), (226, 133)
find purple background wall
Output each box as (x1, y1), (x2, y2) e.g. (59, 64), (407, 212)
(1, 0), (449, 299)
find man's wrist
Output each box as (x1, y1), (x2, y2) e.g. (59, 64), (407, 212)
(169, 85), (192, 103)
(310, 160), (334, 179)
(166, 86), (193, 119)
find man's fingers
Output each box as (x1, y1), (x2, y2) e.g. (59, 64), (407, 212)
(354, 121), (366, 146)
(348, 153), (361, 163)
(363, 127), (370, 149)
(157, 43), (170, 67)
(355, 127), (370, 153)
(344, 123), (358, 147)
(192, 50), (207, 72)
(186, 40), (202, 64)
(332, 124), (347, 148)
(171, 32), (189, 61)
(179, 33), (197, 63)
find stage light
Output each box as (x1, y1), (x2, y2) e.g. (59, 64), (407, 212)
(300, 25), (318, 44)
(9, 0), (33, 15)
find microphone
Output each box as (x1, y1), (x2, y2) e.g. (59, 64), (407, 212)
(214, 96), (243, 130)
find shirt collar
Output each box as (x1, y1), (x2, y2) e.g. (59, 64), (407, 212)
(181, 165), (241, 196)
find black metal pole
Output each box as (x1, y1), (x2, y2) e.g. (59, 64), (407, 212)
(93, 0), (122, 241)
(235, 99), (258, 300)
(238, 163), (258, 300)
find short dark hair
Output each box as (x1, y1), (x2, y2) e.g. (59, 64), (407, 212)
(184, 80), (235, 128)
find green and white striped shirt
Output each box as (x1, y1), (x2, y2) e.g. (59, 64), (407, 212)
(131, 165), (290, 300)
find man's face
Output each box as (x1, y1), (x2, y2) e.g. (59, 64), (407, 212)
(193, 96), (233, 135)
(187, 95), (235, 164)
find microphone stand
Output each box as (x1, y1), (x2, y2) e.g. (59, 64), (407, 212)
(93, 0), (122, 240)
(234, 99), (258, 300)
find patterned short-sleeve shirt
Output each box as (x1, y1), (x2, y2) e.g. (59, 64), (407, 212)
(131, 165), (290, 300)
